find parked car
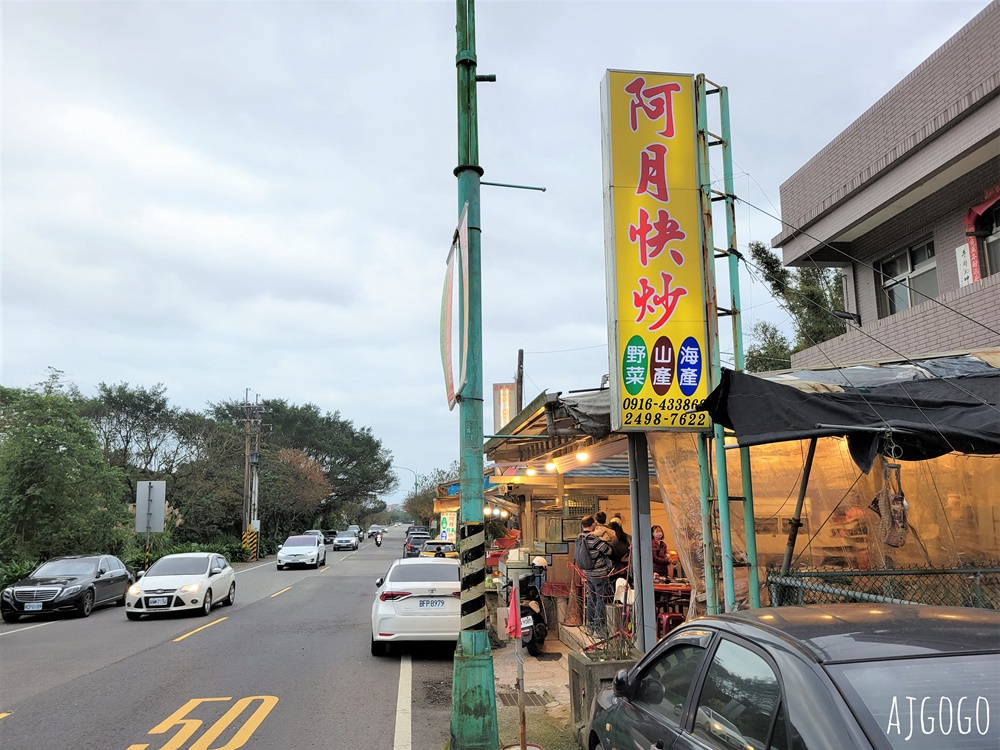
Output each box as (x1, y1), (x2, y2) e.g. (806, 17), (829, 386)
(370, 558), (460, 656)
(276, 535), (328, 569)
(586, 603), (1000, 750)
(332, 531), (360, 551)
(419, 540), (458, 559)
(322, 530), (339, 544)
(1, 555), (133, 623)
(125, 553), (235, 621)
(403, 533), (431, 558)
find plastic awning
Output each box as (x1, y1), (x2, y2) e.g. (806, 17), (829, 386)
(702, 352), (1000, 473)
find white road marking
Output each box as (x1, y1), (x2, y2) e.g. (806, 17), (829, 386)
(234, 561), (274, 574)
(393, 654), (412, 750)
(0, 621), (55, 637)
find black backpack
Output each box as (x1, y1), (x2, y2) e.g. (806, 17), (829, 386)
(575, 534), (596, 570)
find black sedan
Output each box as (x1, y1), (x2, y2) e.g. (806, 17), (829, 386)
(1, 555), (133, 623)
(587, 604), (1000, 750)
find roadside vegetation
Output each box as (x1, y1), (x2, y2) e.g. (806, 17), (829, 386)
(0, 369), (397, 585)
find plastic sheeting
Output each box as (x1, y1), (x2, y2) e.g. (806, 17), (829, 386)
(647, 432), (1000, 612)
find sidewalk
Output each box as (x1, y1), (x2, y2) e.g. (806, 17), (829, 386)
(492, 634), (579, 750)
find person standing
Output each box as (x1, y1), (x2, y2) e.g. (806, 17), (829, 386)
(593, 511), (616, 546)
(652, 525), (669, 579)
(607, 519), (631, 581)
(575, 515), (613, 632)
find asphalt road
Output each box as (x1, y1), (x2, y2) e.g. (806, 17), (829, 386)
(0, 534), (457, 750)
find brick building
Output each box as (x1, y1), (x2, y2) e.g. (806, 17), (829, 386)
(772, 0), (1000, 367)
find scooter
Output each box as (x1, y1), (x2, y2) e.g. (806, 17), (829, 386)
(375, 533), (383, 547)
(516, 572), (548, 656)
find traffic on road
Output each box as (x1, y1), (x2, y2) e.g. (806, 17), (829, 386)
(0, 531), (456, 750)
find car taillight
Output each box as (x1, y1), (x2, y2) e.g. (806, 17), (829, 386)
(451, 591), (461, 598)
(380, 591), (411, 601)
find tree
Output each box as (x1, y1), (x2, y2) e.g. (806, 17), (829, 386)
(404, 462), (458, 526)
(744, 321), (792, 373)
(0, 387), (129, 560)
(748, 240), (846, 354)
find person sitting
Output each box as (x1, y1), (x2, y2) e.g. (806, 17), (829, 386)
(652, 525), (669, 580)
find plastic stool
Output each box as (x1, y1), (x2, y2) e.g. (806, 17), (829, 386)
(657, 612), (685, 638)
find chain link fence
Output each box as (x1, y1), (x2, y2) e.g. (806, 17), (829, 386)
(766, 564), (1000, 609)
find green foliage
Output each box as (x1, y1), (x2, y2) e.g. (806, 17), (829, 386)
(744, 321), (793, 373)
(0, 387), (130, 561)
(748, 240), (846, 355)
(0, 558), (39, 589)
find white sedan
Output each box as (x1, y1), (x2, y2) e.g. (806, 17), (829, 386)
(371, 558), (460, 656)
(125, 552), (235, 620)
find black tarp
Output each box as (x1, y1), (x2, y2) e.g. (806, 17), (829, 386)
(702, 367), (1000, 473)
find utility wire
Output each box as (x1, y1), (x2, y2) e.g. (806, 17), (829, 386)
(736, 195), (1000, 339)
(743, 254), (1000, 418)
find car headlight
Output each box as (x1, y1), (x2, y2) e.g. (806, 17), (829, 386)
(1, 588), (11, 600)
(180, 583), (202, 594)
(61, 585), (82, 597)
(128, 584), (142, 596)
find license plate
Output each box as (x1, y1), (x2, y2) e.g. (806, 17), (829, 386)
(419, 598), (444, 609)
(24, 602), (42, 612)
(520, 615), (533, 629)
(148, 597), (169, 607)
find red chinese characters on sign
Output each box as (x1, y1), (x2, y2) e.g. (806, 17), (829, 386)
(637, 144), (670, 202)
(629, 207), (687, 267)
(632, 272), (688, 331)
(625, 77), (682, 137)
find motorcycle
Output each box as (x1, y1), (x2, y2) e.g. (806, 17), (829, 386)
(375, 533), (383, 547)
(516, 568), (548, 656)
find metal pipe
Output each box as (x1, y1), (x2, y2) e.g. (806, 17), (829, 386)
(780, 438), (817, 575)
(768, 575), (924, 606)
(697, 433), (719, 615)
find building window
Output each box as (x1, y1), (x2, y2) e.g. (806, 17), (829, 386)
(877, 240), (938, 317)
(983, 205), (1000, 278)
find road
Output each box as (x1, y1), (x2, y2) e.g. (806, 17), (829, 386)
(0, 534), (456, 750)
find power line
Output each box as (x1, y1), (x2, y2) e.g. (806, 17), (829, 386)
(736, 196), (1000, 339)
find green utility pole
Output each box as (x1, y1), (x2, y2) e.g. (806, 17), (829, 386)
(451, 1), (500, 748)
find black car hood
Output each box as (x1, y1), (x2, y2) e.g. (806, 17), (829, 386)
(12, 576), (87, 587)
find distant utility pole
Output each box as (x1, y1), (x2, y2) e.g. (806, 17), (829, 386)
(239, 391), (268, 555)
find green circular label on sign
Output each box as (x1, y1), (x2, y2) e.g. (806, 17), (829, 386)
(622, 335), (648, 396)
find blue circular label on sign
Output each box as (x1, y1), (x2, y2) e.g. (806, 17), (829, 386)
(677, 336), (702, 397)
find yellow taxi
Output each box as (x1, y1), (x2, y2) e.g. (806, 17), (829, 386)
(418, 540), (459, 559)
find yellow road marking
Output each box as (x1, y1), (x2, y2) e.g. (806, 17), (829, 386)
(125, 745), (149, 750)
(271, 586), (293, 597)
(340, 555), (351, 561)
(173, 617), (227, 642)
(0, 712), (11, 720)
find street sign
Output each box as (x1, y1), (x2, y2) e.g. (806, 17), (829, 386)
(441, 203), (470, 410)
(135, 481), (166, 533)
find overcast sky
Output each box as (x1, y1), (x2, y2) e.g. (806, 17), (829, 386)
(2, 0), (985, 507)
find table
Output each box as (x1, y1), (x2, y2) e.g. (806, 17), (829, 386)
(653, 582), (692, 638)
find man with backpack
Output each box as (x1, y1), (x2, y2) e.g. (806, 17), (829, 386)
(575, 515), (614, 632)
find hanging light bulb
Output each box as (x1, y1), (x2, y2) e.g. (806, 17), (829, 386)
(576, 451), (589, 462)
(545, 461), (556, 472)
(492, 506), (502, 517)
(526, 467), (536, 476)
(483, 504), (492, 516)
(500, 509), (509, 519)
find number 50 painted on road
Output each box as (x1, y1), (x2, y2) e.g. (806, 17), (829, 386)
(127, 696), (278, 750)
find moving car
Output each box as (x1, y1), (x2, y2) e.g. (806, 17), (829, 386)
(332, 531), (360, 551)
(368, 525), (384, 538)
(370, 558), (460, 656)
(303, 529), (326, 542)
(276, 535), (327, 569)
(346, 524), (363, 539)
(403, 532), (431, 558)
(1, 555), (133, 623)
(586, 603), (1000, 750)
(125, 553), (235, 620)
(322, 530), (339, 544)
(418, 540), (458, 559)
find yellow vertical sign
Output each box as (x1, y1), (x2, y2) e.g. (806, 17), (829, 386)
(602, 70), (711, 432)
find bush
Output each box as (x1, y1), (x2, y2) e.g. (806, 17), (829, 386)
(0, 559), (39, 589)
